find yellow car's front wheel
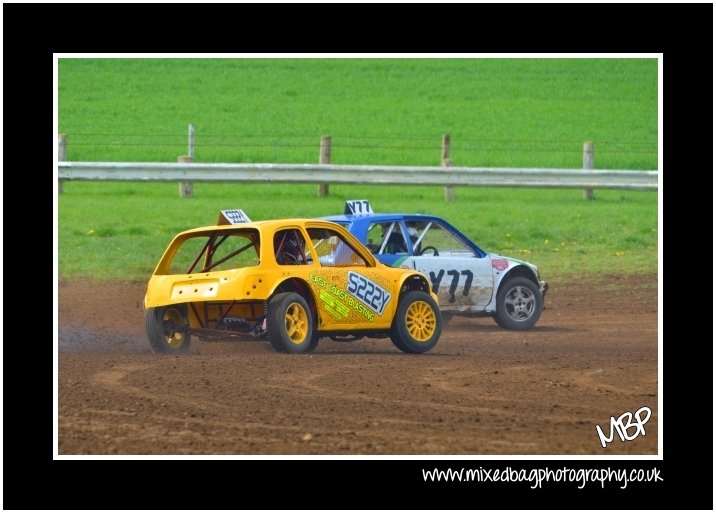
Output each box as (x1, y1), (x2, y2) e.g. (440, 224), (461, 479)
(267, 292), (318, 353)
(145, 305), (191, 354)
(390, 291), (442, 353)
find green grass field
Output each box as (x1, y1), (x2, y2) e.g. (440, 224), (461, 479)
(57, 58), (658, 282)
(58, 58), (657, 168)
(58, 182), (657, 282)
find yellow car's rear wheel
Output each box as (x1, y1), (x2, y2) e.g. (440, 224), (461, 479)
(267, 292), (318, 353)
(145, 304), (191, 354)
(390, 291), (441, 353)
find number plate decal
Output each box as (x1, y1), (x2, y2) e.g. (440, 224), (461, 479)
(346, 271), (392, 315)
(344, 200), (374, 215)
(218, 209), (252, 225)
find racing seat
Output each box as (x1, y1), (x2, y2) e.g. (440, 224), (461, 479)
(384, 232), (407, 254)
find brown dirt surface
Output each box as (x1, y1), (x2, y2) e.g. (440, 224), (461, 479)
(58, 274), (658, 456)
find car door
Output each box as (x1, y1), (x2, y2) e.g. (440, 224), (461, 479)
(398, 220), (493, 312)
(305, 226), (394, 330)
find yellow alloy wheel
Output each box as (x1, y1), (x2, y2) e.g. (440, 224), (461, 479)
(267, 292), (317, 353)
(146, 305), (191, 354)
(405, 300), (437, 342)
(285, 302), (309, 344)
(163, 308), (187, 349)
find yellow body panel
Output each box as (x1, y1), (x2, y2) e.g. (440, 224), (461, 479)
(144, 219), (437, 334)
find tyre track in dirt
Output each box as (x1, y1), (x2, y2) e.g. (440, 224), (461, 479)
(58, 275), (658, 455)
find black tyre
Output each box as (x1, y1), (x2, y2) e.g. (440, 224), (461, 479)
(267, 292), (318, 353)
(145, 304), (192, 354)
(493, 277), (543, 330)
(390, 291), (442, 353)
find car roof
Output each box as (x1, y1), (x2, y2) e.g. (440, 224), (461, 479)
(164, 218), (380, 266)
(177, 218), (345, 236)
(319, 212), (487, 257)
(321, 213), (446, 223)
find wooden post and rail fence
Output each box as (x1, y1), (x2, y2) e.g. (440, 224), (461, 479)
(317, 135), (331, 197)
(57, 127), (656, 199)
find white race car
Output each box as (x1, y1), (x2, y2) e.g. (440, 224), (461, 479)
(322, 200), (548, 330)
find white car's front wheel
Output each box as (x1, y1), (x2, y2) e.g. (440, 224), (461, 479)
(493, 277), (543, 330)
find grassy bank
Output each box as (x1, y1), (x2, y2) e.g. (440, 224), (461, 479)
(58, 58), (658, 281)
(58, 182), (657, 281)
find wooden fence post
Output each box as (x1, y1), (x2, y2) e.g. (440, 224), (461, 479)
(58, 133), (67, 193)
(583, 141), (594, 200)
(179, 124), (195, 197)
(178, 155), (193, 197)
(188, 123), (196, 160)
(442, 133), (454, 202)
(317, 136), (331, 197)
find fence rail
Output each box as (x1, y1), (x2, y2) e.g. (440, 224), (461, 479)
(57, 161), (657, 191)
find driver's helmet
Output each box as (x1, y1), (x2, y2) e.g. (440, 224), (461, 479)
(407, 226), (419, 241)
(406, 223), (420, 251)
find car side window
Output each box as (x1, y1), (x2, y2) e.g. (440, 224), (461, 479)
(274, 229), (309, 265)
(410, 221), (475, 257)
(307, 228), (367, 267)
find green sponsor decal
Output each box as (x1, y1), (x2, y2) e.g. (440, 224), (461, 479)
(319, 289), (349, 320)
(310, 273), (374, 322)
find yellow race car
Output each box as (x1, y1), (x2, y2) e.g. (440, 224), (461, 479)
(144, 210), (442, 354)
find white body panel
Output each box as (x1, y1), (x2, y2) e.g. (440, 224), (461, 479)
(400, 256), (494, 312)
(398, 253), (541, 314)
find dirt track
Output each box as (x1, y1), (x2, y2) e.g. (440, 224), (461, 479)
(58, 275), (658, 455)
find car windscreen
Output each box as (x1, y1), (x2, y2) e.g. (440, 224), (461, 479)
(410, 220), (476, 257)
